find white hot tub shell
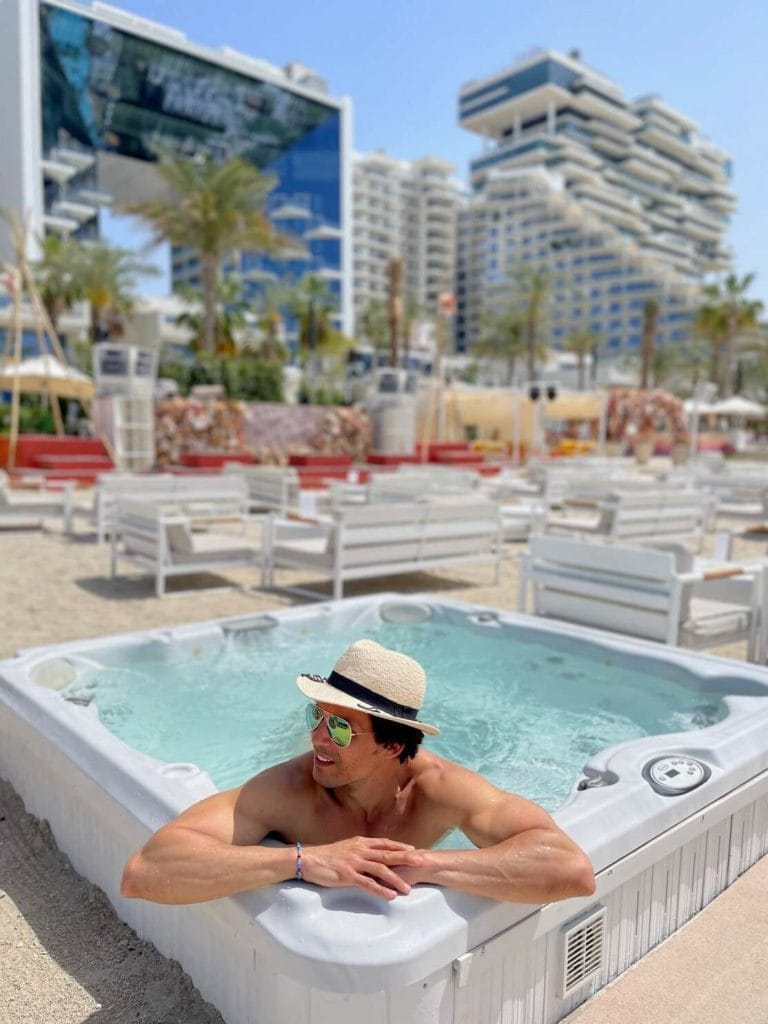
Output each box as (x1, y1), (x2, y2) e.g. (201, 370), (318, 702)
(0, 595), (767, 1024)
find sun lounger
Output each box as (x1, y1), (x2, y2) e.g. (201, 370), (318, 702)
(263, 496), (503, 600)
(545, 489), (709, 549)
(519, 535), (762, 660)
(84, 472), (251, 542)
(0, 479), (75, 531)
(110, 499), (262, 596)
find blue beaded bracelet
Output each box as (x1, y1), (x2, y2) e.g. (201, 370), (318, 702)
(295, 840), (304, 881)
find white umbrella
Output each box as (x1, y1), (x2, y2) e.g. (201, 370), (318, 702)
(709, 396), (766, 418)
(0, 355), (94, 401)
(683, 399), (717, 415)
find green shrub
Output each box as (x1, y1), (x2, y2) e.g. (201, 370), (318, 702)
(0, 398), (57, 435)
(298, 381), (347, 406)
(158, 355), (284, 402)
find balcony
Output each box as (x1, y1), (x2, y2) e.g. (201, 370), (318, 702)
(42, 213), (79, 235)
(270, 203), (313, 220)
(50, 147), (95, 172)
(304, 225), (343, 241)
(52, 199), (97, 223)
(76, 187), (113, 207)
(41, 159), (77, 185)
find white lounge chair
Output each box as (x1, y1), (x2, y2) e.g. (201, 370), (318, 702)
(519, 534), (763, 660)
(0, 478), (75, 531)
(223, 464), (301, 515)
(263, 496), (503, 600)
(110, 499), (262, 597)
(84, 472), (250, 542)
(545, 489), (709, 549)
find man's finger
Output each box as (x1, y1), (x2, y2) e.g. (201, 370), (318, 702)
(358, 875), (400, 900)
(376, 849), (425, 866)
(366, 864), (412, 894)
(364, 838), (415, 850)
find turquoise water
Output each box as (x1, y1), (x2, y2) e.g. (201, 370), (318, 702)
(61, 613), (731, 815)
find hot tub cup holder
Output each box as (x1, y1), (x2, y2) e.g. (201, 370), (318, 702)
(158, 762), (201, 780)
(577, 767), (619, 791)
(379, 601), (433, 625)
(468, 611), (501, 627)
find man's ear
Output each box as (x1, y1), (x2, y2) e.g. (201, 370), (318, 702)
(383, 741), (404, 760)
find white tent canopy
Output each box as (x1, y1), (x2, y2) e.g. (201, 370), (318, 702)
(709, 396), (766, 418)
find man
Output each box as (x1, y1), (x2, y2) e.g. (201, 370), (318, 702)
(121, 639), (595, 905)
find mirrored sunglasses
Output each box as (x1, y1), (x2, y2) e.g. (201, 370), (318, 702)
(305, 702), (365, 748)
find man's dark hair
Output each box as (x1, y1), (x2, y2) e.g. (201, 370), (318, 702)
(370, 716), (424, 763)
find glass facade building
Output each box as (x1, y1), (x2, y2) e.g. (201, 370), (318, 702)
(0, 0), (350, 337)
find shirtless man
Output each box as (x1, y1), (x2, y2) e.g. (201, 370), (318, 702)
(121, 639), (595, 905)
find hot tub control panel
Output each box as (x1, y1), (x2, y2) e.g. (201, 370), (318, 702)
(643, 756), (711, 796)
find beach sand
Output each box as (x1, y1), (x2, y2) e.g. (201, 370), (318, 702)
(0, 514), (762, 1022)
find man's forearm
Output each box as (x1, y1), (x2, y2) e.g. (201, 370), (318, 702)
(412, 830), (595, 903)
(121, 828), (296, 904)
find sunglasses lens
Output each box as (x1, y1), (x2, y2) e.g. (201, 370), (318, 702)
(305, 703), (324, 731)
(327, 715), (353, 748)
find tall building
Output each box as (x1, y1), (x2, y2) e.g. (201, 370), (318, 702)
(0, 0), (353, 337)
(352, 151), (463, 333)
(455, 49), (735, 363)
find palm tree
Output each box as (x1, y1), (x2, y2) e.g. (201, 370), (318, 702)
(640, 298), (659, 390)
(253, 283), (293, 362)
(693, 300), (727, 391)
(564, 327), (597, 391)
(386, 258), (403, 368)
(402, 292), (422, 364)
(176, 273), (252, 354)
(31, 235), (86, 334)
(475, 309), (526, 385)
(125, 152), (285, 353)
(515, 266), (549, 380)
(77, 242), (158, 342)
(697, 273), (764, 397)
(290, 274), (341, 364)
(486, 265), (549, 382)
(358, 299), (389, 352)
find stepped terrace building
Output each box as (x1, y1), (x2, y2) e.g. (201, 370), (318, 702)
(353, 151), (463, 332)
(0, 0), (352, 337)
(455, 49), (735, 362)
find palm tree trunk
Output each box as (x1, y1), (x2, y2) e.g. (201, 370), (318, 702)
(200, 256), (218, 355)
(526, 318), (536, 381)
(709, 340), (721, 393)
(577, 355), (585, 391)
(640, 301), (658, 390)
(722, 309), (737, 397)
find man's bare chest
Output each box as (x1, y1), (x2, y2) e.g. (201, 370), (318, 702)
(270, 792), (455, 850)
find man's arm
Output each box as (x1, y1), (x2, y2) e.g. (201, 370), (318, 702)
(121, 763), (423, 904)
(401, 766), (595, 904)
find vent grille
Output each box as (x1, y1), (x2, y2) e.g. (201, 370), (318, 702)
(560, 906), (606, 998)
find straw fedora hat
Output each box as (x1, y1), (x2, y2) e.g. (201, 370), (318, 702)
(296, 639), (439, 735)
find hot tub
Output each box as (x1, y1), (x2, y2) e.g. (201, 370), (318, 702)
(1, 594), (767, 1024)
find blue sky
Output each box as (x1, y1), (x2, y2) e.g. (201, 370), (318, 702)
(105, 0), (768, 307)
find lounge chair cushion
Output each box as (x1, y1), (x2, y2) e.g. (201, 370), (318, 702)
(171, 532), (259, 565)
(166, 521), (194, 555)
(681, 597), (751, 640)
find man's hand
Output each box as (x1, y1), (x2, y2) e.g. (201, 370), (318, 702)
(301, 837), (425, 900)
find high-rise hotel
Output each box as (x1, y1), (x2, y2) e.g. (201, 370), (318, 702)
(352, 152), (463, 332)
(455, 49), (735, 362)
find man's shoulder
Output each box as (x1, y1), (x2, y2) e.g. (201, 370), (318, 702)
(411, 751), (485, 800)
(239, 753), (315, 800)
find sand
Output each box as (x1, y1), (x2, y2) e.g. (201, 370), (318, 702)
(0, 510), (762, 1022)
